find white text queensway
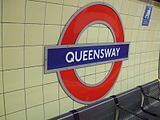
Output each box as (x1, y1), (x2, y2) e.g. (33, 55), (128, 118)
(65, 47), (121, 63)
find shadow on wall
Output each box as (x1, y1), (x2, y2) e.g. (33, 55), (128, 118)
(137, 0), (160, 6)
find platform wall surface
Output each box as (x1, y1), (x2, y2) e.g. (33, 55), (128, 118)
(0, 0), (160, 120)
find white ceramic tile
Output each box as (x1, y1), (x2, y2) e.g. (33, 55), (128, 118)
(0, 94), (5, 116)
(0, 72), (2, 94)
(96, 72), (106, 84)
(5, 90), (25, 114)
(25, 24), (43, 45)
(87, 27), (99, 43)
(103, 0), (114, 5)
(84, 74), (96, 85)
(4, 69), (24, 92)
(25, 66), (42, 88)
(43, 72), (58, 84)
(3, 24), (24, 47)
(26, 1), (45, 23)
(46, 0), (63, 4)
(44, 25), (60, 45)
(6, 110), (26, 120)
(44, 83), (58, 102)
(64, 0), (78, 6)
(3, 0), (25, 22)
(44, 101), (59, 119)
(60, 97), (73, 114)
(25, 46), (43, 67)
(26, 86), (43, 108)
(0, 116), (5, 120)
(0, 24), (1, 47)
(3, 47), (24, 70)
(27, 105), (44, 120)
(62, 6), (77, 25)
(45, 4), (62, 24)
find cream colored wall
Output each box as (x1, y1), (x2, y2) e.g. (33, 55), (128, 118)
(0, 0), (160, 120)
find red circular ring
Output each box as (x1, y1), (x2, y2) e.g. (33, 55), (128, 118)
(58, 3), (124, 104)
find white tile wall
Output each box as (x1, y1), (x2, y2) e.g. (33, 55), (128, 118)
(0, 0), (160, 120)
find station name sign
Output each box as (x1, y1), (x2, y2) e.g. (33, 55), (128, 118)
(44, 2), (130, 104)
(45, 43), (129, 73)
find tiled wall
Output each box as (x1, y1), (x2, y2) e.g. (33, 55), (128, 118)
(0, 0), (160, 120)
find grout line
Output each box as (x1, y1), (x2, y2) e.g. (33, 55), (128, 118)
(0, 42), (160, 48)
(0, 115), (5, 119)
(42, 0), (47, 119)
(1, 44), (44, 48)
(1, 0), (7, 119)
(2, 65), (43, 71)
(95, 24), (101, 84)
(0, 81), (59, 95)
(1, 41), (160, 47)
(24, 0), (28, 119)
(28, 0), (79, 8)
(1, 21), (160, 32)
(1, 22), (62, 25)
(58, 0), (65, 115)
(0, 103), (44, 117)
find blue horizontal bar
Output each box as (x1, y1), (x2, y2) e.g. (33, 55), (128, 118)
(45, 43), (129, 73)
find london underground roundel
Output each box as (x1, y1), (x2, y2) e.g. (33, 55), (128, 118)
(45, 2), (129, 104)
